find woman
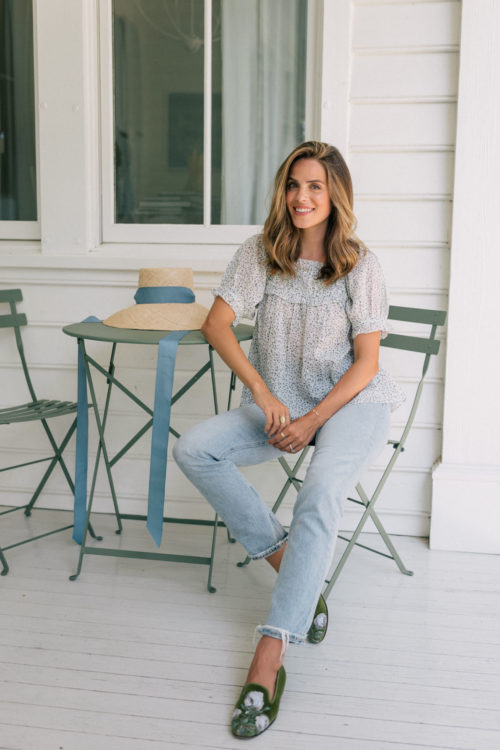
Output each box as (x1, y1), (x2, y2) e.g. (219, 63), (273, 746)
(173, 141), (405, 738)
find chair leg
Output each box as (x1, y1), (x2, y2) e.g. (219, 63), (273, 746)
(20, 419), (102, 541)
(0, 547), (8, 576)
(206, 513), (219, 593)
(322, 484), (414, 601)
(23, 454), (63, 517)
(24, 418), (77, 517)
(355, 483), (413, 576)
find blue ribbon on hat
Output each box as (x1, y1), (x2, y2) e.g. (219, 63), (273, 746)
(73, 287), (194, 547)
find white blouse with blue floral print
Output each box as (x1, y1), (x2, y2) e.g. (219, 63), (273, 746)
(213, 234), (406, 420)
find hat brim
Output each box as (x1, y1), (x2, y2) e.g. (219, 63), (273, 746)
(103, 302), (209, 331)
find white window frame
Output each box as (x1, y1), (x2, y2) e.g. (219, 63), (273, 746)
(0, 0), (40, 241)
(99, 0), (322, 245)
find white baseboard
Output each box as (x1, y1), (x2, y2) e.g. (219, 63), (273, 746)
(0, 490), (428, 537)
(430, 461), (500, 553)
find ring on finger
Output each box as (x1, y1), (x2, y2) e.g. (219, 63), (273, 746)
(289, 443), (293, 451)
(280, 432), (286, 438)
(280, 416), (286, 425)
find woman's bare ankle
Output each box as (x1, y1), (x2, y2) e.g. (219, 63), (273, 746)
(245, 636), (283, 698)
(265, 543), (286, 573)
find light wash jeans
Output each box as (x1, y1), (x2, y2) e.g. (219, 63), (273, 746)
(173, 401), (390, 645)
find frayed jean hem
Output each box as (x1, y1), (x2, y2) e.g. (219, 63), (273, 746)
(248, 532), (289, 561)
(256, 624), (306, 646)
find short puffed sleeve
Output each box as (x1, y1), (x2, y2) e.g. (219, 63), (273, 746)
(212, 234), (268, 325)
(345, 249), (389, 339)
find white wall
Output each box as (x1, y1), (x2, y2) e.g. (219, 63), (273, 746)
(0, 0), (461, 540)
(322, 0), (459, 535)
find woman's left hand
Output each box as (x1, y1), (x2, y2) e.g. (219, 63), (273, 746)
(268, 412), (322, 453)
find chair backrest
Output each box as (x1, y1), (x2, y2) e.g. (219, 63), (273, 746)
(382, 305), (447, 449)
(0, 289), (37, 402)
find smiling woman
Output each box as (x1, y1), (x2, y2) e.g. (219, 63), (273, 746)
(285, 159), (332, 238)
(173, 140), (405, 738)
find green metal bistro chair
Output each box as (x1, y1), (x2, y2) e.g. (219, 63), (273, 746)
(237, 305), (447, 600)
(0, 289), (99, 575)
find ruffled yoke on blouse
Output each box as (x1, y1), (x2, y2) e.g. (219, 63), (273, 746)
(213, 234), (405, 420)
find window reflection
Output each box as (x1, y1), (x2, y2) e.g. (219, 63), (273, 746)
(114, 0), (205, 224)
(0, 0), (37, 221)
(112, 0), (307, 226)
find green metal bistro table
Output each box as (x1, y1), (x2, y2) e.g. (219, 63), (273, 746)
(63, 320), (253, 591)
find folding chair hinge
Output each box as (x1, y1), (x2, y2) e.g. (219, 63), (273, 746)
(389, 441), (404, 452)
(106, 362), (115, 385)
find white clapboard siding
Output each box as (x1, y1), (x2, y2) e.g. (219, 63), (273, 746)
(353, 1), (461, 50)
(346, 0), (458, 536)
(351, 52), (459, 100)
(350, 102), (457, 146)
(356, 200), (452, 244)
(351, 150), (454, 196)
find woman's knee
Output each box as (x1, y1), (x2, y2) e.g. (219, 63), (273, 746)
(293, 479), (345, 529)
(173, 424), (208, 467)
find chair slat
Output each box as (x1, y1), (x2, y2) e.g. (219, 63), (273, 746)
(0, 400), (77, 424)
(388, 305), (447, 326)
(381, 333), (440, 355)
(0, 312), (27, 328)
(0, 289), (22, 303)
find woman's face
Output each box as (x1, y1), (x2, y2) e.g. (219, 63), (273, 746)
(285, 158), (332, 232)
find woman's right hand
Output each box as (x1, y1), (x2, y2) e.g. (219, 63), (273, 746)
(251, 384), (290, 437)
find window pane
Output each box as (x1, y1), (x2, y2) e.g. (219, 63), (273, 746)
(0, 0), (37, 221)
(113, 0), (204, 224)
(212, 0), (307, 225)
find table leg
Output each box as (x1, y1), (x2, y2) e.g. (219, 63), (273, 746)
(99, 344), (123, 533)
(69, 339), (238, 592)
(69, 340), (122, 580)
(0, 546), (8, 576)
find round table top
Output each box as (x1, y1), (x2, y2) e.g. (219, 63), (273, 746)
(62, 321), (254, 346)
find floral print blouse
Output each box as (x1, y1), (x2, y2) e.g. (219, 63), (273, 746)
(213, 234), (405, 420)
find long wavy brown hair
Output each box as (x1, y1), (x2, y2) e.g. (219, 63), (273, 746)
(262, 141), (365, 284)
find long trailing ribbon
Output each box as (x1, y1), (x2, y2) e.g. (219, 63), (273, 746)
(146, 329), (190, 546)
(73, 287), (194, 547)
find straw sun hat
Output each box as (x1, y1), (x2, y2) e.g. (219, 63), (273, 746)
(103, 268), (209, 331)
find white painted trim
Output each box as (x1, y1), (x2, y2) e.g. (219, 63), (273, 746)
(351, 145), (455, 153)
(430, 0), (500, 553)
(0, 223), (40, 240)
(0, 238), (452, 253)
(357, 194), (452, 201)
(0, 487), (432, 537)
(99, 0), (115, 242)
(353, 0), (460, 5)
(34, 0), (100, 254)
(203, 0), (212, 226)
(320, 0), (351, 154)
(351, 96), (457, 105)
(101, 223), (263, 245)
(305, 0), (323, 139)
(353, 46), (459, 56)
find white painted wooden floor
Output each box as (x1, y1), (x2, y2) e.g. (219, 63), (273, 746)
(1, 508), (500, 750)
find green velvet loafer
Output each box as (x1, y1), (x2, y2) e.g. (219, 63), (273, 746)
(231, 665), (286, 738)
(307, 593), (329, 644)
